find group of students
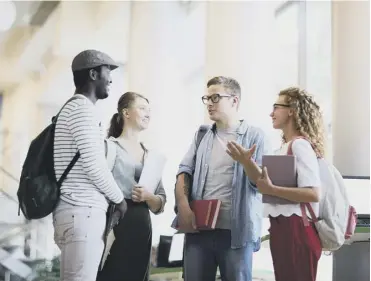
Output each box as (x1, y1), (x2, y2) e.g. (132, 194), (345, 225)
(52, 49), (324, 281)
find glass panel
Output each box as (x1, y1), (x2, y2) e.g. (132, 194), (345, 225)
(274, 2), (299, 91)
(305, 1), (333, 159)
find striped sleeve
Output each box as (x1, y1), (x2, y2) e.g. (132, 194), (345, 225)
(66, 102), (124, 204)
(153, 180), (167, 214)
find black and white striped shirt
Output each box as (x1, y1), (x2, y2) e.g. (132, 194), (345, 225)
(54, 94), (123, 210)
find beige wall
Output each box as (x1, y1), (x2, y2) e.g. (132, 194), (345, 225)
(332, 0), (370, 177)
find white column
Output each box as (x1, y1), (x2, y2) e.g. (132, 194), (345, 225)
(205, 1), (277, 139)
(332, 0), (370, 178)
(128, 1), (207, 244)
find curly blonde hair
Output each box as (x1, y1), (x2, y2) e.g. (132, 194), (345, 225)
(279, 87), (326, 158)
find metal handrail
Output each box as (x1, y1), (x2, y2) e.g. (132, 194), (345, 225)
(0, 167), (19, 183)
(0, 164), (20, 204)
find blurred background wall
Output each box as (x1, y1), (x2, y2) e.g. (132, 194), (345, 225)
(0, 0), (368, 280)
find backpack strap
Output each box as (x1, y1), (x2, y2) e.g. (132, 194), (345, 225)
(287, 136), (306, 156)
(52, 95), (84, 124)
(195, 125), (210, 152)
(105, 139), (117, 171)
(57, 153), (80, 187)
(190, 125), (210, 191)
(55, 96), (85, 187)
(287, 136), (318, 226)
(173, 125), (210, 214)
(300, 203), (318, 226)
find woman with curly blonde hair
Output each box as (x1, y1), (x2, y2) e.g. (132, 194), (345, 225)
(226, 87), (324, 281)
(259, 87), (324, 281)
(277, 87), (326, 158)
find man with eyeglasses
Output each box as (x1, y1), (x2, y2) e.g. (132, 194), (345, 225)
(174, 76), (269, 281)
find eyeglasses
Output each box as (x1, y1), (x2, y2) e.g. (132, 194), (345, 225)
(202, 93), (233, 105)
(273, 103), (290, 110)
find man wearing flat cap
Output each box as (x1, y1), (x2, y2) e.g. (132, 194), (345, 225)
(52, 50), (127, 281)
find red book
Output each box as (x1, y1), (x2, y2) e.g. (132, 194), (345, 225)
(171, 199), (222, 231)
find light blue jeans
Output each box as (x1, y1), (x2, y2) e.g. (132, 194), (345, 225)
(53, 200), (106, 281)
(184, 229), (257, 281)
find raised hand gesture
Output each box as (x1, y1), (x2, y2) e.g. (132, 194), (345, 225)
(226, 141), (256, 165)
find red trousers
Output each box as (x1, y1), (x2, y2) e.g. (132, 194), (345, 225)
(269, 215), (322, 281)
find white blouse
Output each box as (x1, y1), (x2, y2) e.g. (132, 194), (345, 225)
(264, 139), (321, 218)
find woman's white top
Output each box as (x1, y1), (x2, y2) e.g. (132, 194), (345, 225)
(263, 139), (321, 218)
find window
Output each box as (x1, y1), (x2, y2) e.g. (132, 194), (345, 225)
(274, 1), (301, 91)
(305, 1), (332, 159)
(274, 1), (332, 158)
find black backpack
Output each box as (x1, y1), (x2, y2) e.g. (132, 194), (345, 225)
(173, 124), (209, 214)
(17, 96), (81, 220)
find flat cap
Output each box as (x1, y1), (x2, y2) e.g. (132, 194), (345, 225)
(71, 49), (119, 72)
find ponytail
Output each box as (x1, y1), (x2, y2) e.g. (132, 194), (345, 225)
(108, 91), (148, 138)
(107, 112), (124, 138)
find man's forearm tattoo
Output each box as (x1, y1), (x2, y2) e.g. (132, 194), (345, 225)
(183, 186), (189, 198)
(183, 174), (192, 198)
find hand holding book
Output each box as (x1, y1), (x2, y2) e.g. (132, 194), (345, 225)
(172, 199), (222, 232)
(176, 204), (198, 233)
(261, 155), (297, 204)
(256, 167), (274, 195)
(132, 185), (151, 202)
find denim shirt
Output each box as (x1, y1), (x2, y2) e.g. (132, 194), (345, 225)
(177, 120), (270, 249)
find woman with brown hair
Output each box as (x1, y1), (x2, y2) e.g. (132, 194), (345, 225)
(227, 87), (324, 281)
(96, 92), (167, 281)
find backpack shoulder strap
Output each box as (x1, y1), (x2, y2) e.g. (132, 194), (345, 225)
(287, 136), (306, 156)
(174, 125), (210, 214)
(105, 139), (117, 171)
(55, 96), (86, 186)
(195, 125), (210, 150)
(288, 137), (319, 225)
(288, 136), (322, 159)
(52, 95), (84, 124)
(57, 152), (80, 187)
